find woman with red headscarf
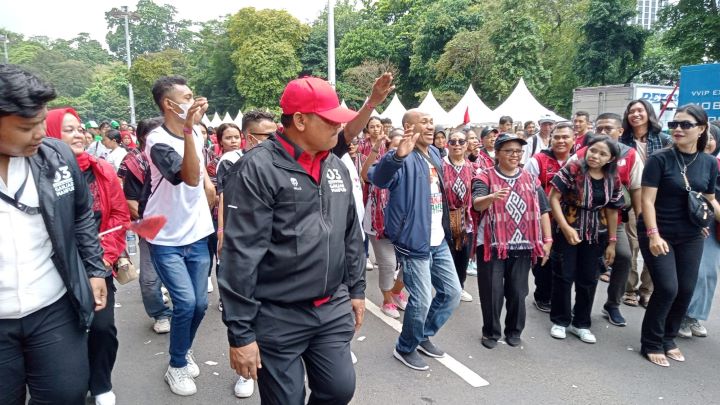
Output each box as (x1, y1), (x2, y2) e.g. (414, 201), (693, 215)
(46, 107), (130, 405)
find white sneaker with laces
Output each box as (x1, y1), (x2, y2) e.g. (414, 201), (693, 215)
(550, 324), (566, 339)
(153, 318), (170, 334)
(460, 290), (473, 302)
(688, 318), (708, 337)
(165, 365), (197, 396)
(567, 325), (596, 344)
(207, 276), (214, 293)
(185, 350), (200, 378)
(95, 391), (116, 405)
(234, 377), (255, 398)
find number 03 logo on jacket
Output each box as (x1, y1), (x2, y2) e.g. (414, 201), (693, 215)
(326, 168), (347, 193)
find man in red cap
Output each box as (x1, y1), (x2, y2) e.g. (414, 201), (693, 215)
(219, 76), (366, 404)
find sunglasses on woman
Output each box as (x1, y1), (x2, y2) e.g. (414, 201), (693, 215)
(447, 139), (467, 146)
(668, 120), (699, 130)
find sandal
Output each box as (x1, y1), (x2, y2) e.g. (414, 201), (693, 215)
(666, 348), (685, 362)
(600, 272), (611, 283)
(623, 294), (639, 307)
(644, 352), (669, 367)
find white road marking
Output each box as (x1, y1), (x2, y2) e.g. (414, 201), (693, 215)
(364, 299), (490, 388)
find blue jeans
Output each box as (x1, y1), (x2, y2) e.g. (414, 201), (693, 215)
(149, 238), (210, 368)
(139, 238), (172, 320)
(396, 240), (461, 353)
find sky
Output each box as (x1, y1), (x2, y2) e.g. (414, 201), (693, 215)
(0, 0), (331, 46)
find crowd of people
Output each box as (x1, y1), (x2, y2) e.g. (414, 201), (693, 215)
(2, 62), (720, 405)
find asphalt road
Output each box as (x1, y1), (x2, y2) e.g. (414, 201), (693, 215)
(111, 262), (720, 405)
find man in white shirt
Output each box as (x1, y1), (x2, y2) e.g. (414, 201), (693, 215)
(521, 115), (555, 165)
(144, 75), (215, 396)
(0, 64), (107, 405)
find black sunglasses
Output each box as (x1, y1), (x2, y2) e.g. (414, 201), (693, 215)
(668, 120), (699, 130)
(447, 139), (467, 146)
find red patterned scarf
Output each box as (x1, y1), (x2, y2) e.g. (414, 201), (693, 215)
(479, 168), (544, 263)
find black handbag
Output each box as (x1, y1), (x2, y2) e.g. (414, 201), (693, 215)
(675, 149), (714, 228)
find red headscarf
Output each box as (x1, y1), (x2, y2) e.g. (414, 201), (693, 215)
(120, 130), (137, 149)
(46, 108), (129, 264)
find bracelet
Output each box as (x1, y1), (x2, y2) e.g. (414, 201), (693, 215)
(217, 227), (224, 234)
(543, 237), (553, 243)
(365, 101), (376, 110)
(646, 227), (659, 236)
(183, 127), (193, 135)
(608, 236), (617, 242)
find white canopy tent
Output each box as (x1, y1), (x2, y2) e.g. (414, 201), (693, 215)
(447, 85), (498, 126)
(417, 89), (450, 125)
(222, 112), (233, 123)
(492, 78), (565, 124)
(210, 113), (223, 128)
(233, 110), (243, 126)
(201, 114), (211, 127)
(378, 94), (407, 127)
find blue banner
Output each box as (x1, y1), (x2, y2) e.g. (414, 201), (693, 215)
(679, 64), (720, 122)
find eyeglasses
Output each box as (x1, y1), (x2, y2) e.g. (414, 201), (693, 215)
(447, 139), (467, 146)
(499, 149), (523, 156)
(668, 120), (699, 130)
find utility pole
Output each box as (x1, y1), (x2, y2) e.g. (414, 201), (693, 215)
(0, 35), (9, 64)
(327, 0), (336, 87)
(110, 6), (137, 125)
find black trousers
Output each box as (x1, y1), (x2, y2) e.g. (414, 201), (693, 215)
(605, 225), (633, 308)
(639, 232), (704, 354)
(0, 294), (90, 405)
(256, 286), (356, 405)
(532, 256), (553, 304)
(88, 277), (118, 395)
(476, 250), (531, 341)
(550, 234), (602, 328)
(207, 219), (218, 277)
(449, 237), (472, 288)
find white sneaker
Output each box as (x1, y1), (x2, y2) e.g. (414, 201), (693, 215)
(234, 377), (254, 398)
(95, 391), (116, 405)
(207, 276), (214, 293)
(185, 350), (200, 378)
(165, 365), (197, 396)
(460, 290), (473, 302)
(550, 324), (566, 339)
(567, 325), (597, 344)
(366, 258), (374, 270)
(153, 318), (171, 334)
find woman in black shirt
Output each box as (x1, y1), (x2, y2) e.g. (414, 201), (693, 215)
(639, 104), (720, 367)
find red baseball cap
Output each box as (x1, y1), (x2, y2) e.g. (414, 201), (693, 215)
(280, 77), (358, 124)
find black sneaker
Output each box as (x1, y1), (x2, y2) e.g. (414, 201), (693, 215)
(481, 336), (497, 349)
(602, 305), (627, 327)
(417, 339), (445, 358)
(505, 336), (521, 347)
(393, 348), (429, 370)
(534, 300), (551, 313)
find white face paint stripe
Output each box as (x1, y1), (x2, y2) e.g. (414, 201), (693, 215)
(227, 205), (238, 209)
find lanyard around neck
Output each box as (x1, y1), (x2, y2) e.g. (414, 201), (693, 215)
(0, 160), (40, 215)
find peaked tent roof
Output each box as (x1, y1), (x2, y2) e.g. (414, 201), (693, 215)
(378, 94), (407, 127)
(492, 78), (565, 124)
(210, 113), (223, 127)
(222, 112), (234, 123)
(201, 114), (211, 127)
(417, 89), (449, 125)
(447, 85), (498, 126)
(233, 110), (243, 126)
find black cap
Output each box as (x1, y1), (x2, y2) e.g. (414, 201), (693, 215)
(480, 126), (499, 139)
(494, 133), (527, 150)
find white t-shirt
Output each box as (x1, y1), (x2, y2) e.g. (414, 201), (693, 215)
(341, 153), (365, 240)
(0, 157), (66, 318)
(428, 160), (445, 247)
(105, 147), (127, 172)
(144, 125), (214, 246)
(521, 134), (549, 165)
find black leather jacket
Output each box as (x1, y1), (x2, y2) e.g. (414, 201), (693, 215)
(219, 135), (366, 347)
(28, 138), (108, 329)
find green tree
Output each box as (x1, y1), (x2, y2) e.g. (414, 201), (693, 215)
(129, 49), (191, 119)
(659, 0), (720, 64)
(81, 63), (131, 122)
(634, 32), (680, 85)
(105, 0), (195, 59)
(488, 0), (551, 105)
(338, 60), (399, 109)
(573, 0), (649, 85)
(435, 30), (497, 105)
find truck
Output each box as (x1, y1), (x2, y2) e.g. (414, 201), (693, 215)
(572, 83), (677, 128)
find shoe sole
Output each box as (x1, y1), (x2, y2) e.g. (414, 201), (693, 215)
(601, 309), (627, 327)
(417, 345), (445, 358)
(568, 329), (596, 344)
(550, 332), (566, 339)
(164, 374), (197, 396)
(393, 349), (429, 370)
(534, 301), (551, 313)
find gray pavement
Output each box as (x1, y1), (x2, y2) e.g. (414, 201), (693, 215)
(112, 264), (720, 404)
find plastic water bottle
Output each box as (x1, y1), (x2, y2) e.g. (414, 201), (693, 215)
(126, 231), (137, 255)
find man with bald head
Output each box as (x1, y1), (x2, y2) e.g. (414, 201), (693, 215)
(369, 109), (461, 371)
